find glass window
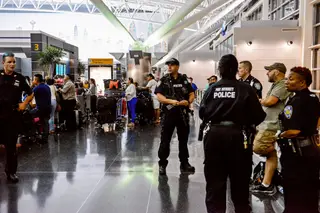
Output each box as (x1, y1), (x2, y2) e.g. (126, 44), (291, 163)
(295, 0), (299, 10)
(311, 70), (318, 90)
(271, 0), (277, 10)
(316, 4), (320, 24)
(283, 2), (295, 17)
(314, 49), (320, 69)
(315, 26), (320, 45)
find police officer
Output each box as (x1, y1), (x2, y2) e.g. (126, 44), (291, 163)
(238, 60), (262, 183)
(238, 60), (263, 98)
(277, 66), (320, 213)
(199, 54), (266, 213)
(155, 58), (195, 175)
(0, 52), (33, 183)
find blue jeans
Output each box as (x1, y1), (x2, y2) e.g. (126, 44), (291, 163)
(49, 99), (57, 132)
(128, 97), (137, 123)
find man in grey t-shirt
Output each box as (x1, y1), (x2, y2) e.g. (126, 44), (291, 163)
(252, 63), (291, 195)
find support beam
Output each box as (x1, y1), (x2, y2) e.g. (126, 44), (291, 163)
(154, 0), (246, 67)
(188, 29), (220, 51)
(300, 0), (313, 68)
(262, 0), (269, 20)
(91, 0), (135, 43)
(158, 0), (231, 45)
(143, 0), (205, 47)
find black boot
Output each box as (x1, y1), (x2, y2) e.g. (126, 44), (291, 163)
(180, 162), (195, 174)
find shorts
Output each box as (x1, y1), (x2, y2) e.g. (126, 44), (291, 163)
(152, 96), (160, 109)
(253, 130), (277, 156)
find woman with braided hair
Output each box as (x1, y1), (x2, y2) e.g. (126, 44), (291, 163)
(277, 66), (320, 213)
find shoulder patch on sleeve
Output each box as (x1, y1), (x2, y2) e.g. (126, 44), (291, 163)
(254, 82), (261, 90)
(284, 105), (293, 119)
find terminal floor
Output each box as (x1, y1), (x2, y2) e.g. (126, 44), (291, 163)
(0, 114), (286, 213)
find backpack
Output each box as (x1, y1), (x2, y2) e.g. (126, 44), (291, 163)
(252, 161), (283, 187)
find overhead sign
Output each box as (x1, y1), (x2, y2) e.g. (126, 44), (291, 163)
(31, 43), (42, 52)
(88, 58), (113, 65)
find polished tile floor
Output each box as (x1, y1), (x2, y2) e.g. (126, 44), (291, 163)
(0, 113), (285, 213)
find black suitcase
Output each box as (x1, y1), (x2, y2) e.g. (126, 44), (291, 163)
(97, 97), (117, 111)
(98, 110), (117, 124)
(97, 97), (117, 124)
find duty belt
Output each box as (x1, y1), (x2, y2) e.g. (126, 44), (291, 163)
(211, 121), (241, 128)
(296, 138), (313, 147)
(277, 136), (317, 156)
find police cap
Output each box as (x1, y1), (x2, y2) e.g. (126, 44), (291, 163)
(165, 58), (180, 66)
(264, 63), (287, 74)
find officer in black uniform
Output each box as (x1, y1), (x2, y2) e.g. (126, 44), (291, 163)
(155, 58), (195, 175)
(238, 60), (262, 182)
(0, 52), (33, 183)
(199, 54), (266, 213)
(277, 66), (320, 213)
(238, 60), (263, 98)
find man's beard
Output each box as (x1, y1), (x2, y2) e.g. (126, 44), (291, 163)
(268, 77), (274, 82)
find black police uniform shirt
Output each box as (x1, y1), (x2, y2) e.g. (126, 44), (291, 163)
(0, 70), (32, 116)
(154, 73), (194, 111)
(280, 88), (320, 137)
(239, 75), (263, 99)
(199, 79), (266, 126)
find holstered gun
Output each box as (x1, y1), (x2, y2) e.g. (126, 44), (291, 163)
(243, 125), (256, 146)
(198, 122), (205, 141)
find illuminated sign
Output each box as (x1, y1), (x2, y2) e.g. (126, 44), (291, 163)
(32, 43), (42, 51)
(88, 58), (113, 65)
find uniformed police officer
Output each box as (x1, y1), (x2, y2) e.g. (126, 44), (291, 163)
(0, 52), (33, 183)
(277, 66), (320, 213)
(238, 60), (262, 183)
(155, 58), (195, 175)
(199, 54), (266, 213)
(238, 60), (263, 98)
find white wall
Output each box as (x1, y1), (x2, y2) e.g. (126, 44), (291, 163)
(234, 26), (301, 97)
(178, 51), (216, 89)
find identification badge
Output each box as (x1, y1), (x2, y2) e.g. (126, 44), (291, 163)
(166, 105), (174, 110)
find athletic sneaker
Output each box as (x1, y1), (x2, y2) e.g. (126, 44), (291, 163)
(251, 184), (277, 196)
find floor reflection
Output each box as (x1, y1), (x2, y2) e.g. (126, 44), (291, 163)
(158, 174), (191, 213)
(0, 111), (290, 213)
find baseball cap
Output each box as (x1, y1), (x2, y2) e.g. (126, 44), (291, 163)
(207, 75), (217, 80)
(165, 58), (180, 66)
(264, 63), (287, 74)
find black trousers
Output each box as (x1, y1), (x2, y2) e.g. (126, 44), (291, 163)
(204, 125), (251, 213)
(39, 112), (50, 142)
(90, 95), (97, 115)
(158, 109), (189, 166)
(62, 99), (76, 131)
(280, 145), (320, 213)
(0, 113), (20, 174)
